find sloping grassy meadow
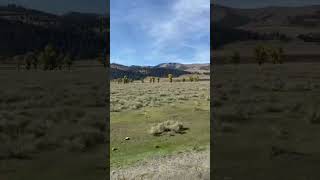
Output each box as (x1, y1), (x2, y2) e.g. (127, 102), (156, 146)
(213, 63), (320, 180)
(110, 80), (210, 168)
(0, 63), (107, 180)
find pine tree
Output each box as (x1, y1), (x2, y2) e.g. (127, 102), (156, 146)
(254, 45), (268, 66)
(168, 74), (173, 83)
(57, 53), (64, 70)
(269, 48), (279, 64)
(24, 52), (35, 70)
(45, 44), (58, 70)
(64, 54), (73, 71)
(32, 52), (39, 70)
(39, 44), (58, 70)
(38, 52), (48, 70)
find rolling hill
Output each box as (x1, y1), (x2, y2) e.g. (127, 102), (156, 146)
(155, 63), (210, 72)
(213, 4), (320, 37)
(212, 4), (320, 61)
(214, 4), (320, 30)
(0, 4), (107, 60)
(111, 63), (210, 80)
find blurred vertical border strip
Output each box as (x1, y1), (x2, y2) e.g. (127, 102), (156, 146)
(210, 0), (215, 179)
(106, 0), (111, 178)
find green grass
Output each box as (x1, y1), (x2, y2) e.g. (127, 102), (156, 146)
(110, 81), (210, 168)
(213, 62), (320, 180)
(0, 63), (107, 179)
(0, 146), (106, 180)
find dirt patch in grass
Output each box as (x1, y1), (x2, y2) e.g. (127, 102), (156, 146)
(111, 148), (210, 180)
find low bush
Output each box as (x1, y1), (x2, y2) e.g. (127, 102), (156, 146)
(149, 120), (186, 136)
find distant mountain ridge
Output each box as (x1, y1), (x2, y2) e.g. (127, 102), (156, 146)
(214, 4), (320, 25)
(111, 63), (209, 80)
(155, 63), (188, 70)
(155, 62), (210, 72)
(0, 4), (107, 60)
(212, 4), (320, 49)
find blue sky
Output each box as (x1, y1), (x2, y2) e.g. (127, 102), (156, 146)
(111, 0), (210, 66)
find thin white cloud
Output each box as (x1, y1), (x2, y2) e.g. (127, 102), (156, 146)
(112, 0), (210, 65)
(191, 49), (210, 63)
(122, 48), (137, 55)
(145, 0), (210, 64)
(180, 42), (210, 63)
(147, 0), (210, 49)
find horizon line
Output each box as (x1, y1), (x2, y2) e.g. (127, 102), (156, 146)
(110, 61), (210, 67)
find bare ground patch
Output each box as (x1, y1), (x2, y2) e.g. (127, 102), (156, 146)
(111, 149), (210, 180)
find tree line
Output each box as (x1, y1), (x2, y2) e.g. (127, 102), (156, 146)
(213, 24), (291, 50)
(113, 74), (201, 84)
(0, 6), (106, 59)
(16, 44), (75, 71)
(229, 46), (285, 66)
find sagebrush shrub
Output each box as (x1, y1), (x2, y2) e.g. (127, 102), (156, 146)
(149, 120), (184, 136)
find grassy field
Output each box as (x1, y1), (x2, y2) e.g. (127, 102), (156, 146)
(0, 63), (107, 180)
(213, 62), (320, 180)
(110, 79), (210, 169)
